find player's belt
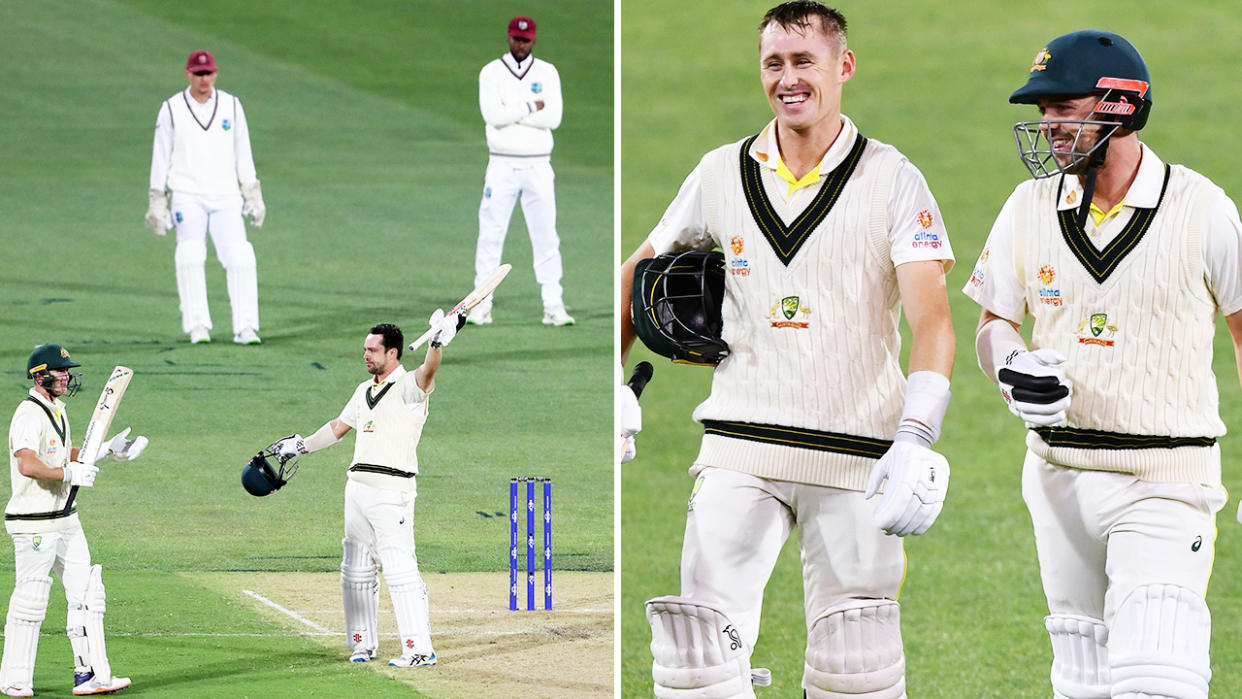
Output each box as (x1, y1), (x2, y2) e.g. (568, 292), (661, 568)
(1032, 426), (1216, 449)
(5, 508), (76, 521)
(701, 420), (891, 459)
(349, 464), (415, 478)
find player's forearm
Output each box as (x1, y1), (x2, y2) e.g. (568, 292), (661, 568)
(907, 316), (955, 379)
(479, 79), (531, 127)
(1225, 309), (1242, 392)
(233, 101), (258, 184)
(303, 421), (345, 453)
(415, 347), (442, 393)
(522, 97), (562, 130)
(15, 449), (64, 482)
(620, 242), (656, 365)
(149, 127), (172, 190)
(975, 310), (1027, 383)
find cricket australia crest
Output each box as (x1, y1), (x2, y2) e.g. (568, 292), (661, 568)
(1076, 312), (1118, 347)
(768, 295), (811, 328)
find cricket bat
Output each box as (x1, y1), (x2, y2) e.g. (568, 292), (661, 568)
(407, 263), (513, 351)
(77, 366), (134, 466)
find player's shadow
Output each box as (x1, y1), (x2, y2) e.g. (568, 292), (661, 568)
(121, 635), (344, 693)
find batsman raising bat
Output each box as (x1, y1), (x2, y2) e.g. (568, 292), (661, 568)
(1, 346), (147, 697)
(261, 310), (465, 667)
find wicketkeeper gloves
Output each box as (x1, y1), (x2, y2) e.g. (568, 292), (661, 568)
(241, 180), (266, 227)
(145, 188), (173, 235)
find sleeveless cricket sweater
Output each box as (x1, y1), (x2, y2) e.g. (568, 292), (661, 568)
(6, 394), (80, 533)
(1015, 166), (1224, 484)
(339, 366), (428, 494)
(691, 132), (905, 490)
(166, 89), (240, 196)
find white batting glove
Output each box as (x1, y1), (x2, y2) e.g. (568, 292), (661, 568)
(101, 427), (148, 462)
(997, 348), (1073, 425)
(146, 188), (172, 235)
(273, 434), (307, 460)
(619, 384), (642, 464)
(428, 309), (465, 349)
(864, 437), (950, 537)
(242, 180), (266, 227)
(63, 461), (99, 488)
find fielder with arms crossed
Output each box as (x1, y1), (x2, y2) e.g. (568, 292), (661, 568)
(964, 30), (1242, 698)
(469, 16), (572, 327)
(619, 3), (955, 696)
(1, 345), (147, 697)
(270, 312), (463, 667)
(147, 49), (266, 345)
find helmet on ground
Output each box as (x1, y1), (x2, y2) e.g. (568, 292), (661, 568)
(27, 344), (83, 397)
(242, 442), (299, 497)
(632, 250), (729, 366)
(1010, 30), (1152, 178)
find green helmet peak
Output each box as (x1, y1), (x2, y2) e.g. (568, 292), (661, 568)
(1010, 30), (1151, 130)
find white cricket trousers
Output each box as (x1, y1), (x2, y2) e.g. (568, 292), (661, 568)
(343, 479), (433, 655)
(344, 479), (417, 554)
(1022, 450), (1225, 624)
(171, 191), (259, 335)
(475, 156), (564, 312)
(680, 467), (904, 650)
(9, 525), (92, 606)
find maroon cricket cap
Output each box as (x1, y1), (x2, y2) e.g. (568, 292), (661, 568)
(508, 16), (536, 40)
(186, 50), (218, 73)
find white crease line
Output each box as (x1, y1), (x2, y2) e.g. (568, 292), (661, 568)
(12, 630), (540, 639)
(243, 589), (334, 634)
(297, 608), (613, 614)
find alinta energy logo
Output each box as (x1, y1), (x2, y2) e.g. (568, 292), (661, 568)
(1037, 265), (1063, 307)
(729, 235), (751, 276)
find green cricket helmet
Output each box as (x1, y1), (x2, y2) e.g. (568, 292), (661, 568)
(1010, 30), (1152, 179)
(27, 344), (82, 397)
(242, 439), (300, 497)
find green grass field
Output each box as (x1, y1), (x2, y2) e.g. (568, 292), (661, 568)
(621, 2), (1242, 697)
(0, 0), (612, 696)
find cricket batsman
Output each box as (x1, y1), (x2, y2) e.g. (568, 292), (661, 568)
(267, 311), (464, 666)
(2, 345), (147, 696)
(965, 29), (1242, 697)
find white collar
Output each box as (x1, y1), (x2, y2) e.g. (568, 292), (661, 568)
(373, 364), (406, 386)
(1056, 141), (1164, 211)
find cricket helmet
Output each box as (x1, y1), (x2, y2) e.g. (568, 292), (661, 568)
(242, 442), (299, 497)
(27, 344), (82, 397)
(1010, 30), (1152, 178)
(632, 250), (729, 366)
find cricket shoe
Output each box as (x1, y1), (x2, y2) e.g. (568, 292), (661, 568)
(542, 306), (575, 326)
(1, 684), (32, 698)
(233, 328), (261, 345)
(349, 643), (376, 662)
(189, 326), (211, 344)
(388, 652), (436, 668)
(72, 674), (131, 695)
(466, 308), (493, 325)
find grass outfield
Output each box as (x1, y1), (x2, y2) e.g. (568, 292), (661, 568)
(0, 0), (612, 696)
(621, 1), (1242, 697)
